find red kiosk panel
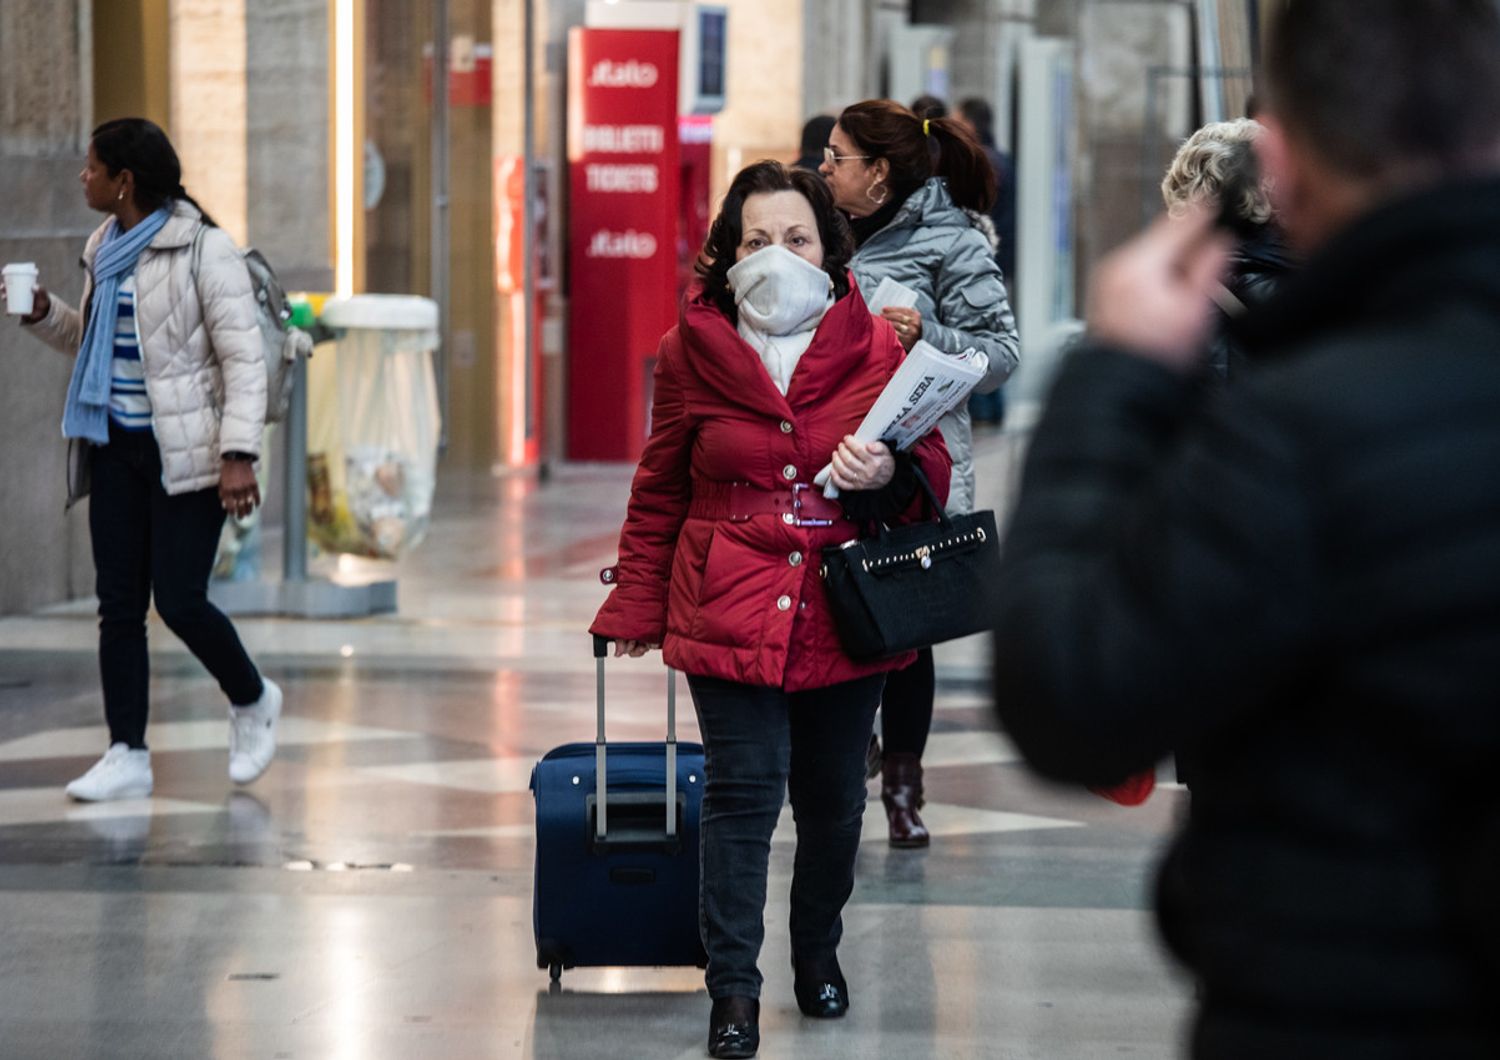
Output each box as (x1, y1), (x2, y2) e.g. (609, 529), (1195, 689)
(567, 28), (681, 461)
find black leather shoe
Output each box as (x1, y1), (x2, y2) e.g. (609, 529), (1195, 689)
(708, 995), (759, 1058)
(792, 955), (849, 1019)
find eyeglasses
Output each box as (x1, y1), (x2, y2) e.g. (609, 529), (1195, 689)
(823, 146), (871, 168)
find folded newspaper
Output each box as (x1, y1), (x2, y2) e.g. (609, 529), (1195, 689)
(815, 338), (989, 497)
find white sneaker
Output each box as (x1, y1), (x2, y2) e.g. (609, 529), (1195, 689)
(229, 677), (282, 785)
(66, 743), (153, 802)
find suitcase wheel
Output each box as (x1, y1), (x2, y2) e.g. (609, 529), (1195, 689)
(538, 940), (570, 981)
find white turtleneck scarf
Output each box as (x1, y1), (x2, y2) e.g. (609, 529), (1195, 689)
(725, 244), (836, 396)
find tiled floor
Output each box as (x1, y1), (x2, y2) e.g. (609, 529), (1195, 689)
(0, 431), (1193, 1059)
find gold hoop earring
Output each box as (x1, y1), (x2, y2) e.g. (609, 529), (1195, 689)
(866, 182), (888, 207)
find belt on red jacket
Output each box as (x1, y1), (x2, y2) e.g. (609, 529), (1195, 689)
(687, 480), (845, 527)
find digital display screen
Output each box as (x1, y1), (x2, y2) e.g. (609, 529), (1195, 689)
(698, 10), (726, 99)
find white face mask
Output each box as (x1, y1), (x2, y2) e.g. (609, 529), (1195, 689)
(726, 244), (834, 337)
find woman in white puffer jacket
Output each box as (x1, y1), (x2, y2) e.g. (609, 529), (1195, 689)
(5, 118), (283, 802)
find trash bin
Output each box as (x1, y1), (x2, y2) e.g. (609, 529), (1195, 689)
(307, 294), (441, 560)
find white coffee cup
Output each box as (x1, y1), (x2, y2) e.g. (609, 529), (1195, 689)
(3, 262), (39, 316)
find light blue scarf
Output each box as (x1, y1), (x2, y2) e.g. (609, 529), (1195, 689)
(62, 206), (173, 443)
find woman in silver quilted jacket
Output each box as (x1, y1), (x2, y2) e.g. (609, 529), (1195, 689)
(820, 99), (1020, 848)
(6, 118), (282, 803)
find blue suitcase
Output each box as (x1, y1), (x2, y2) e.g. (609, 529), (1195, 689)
(530, 635), (708, 981)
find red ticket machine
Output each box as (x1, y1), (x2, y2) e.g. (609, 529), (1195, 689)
(566, 28), (682, 461)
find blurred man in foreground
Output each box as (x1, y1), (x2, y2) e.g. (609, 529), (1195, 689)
(992, 1), (1500, 1056)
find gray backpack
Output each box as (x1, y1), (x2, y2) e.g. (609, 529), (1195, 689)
(190, 227), (313, 423)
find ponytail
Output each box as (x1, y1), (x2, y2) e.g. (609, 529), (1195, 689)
(175, 186), (219, 229)
(925, 116), (997, 214)
(838, 100), (996, 213)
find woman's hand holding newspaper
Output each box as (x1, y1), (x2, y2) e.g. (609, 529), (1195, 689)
(829, 437), (896, 491)
(816, 339), (989, 496)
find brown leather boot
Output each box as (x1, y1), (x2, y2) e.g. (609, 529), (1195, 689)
(881, 752), (930, 848)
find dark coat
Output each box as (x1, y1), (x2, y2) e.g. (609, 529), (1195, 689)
(991, 178), (1500, 1057)
(592, 279), (950, 692)
(981, 142), (1018, 285)
(1208, 225), (1297, 379)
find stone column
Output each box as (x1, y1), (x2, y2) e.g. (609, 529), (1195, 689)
(1036, 0), (1081, 35)
(802, 0), (879, 119)
(1072, 0), (1194, 276)
(171, 0), (249, 243)
(246, 0), (333, 291)
(0, 0), (98, 614)
(946, 0), (1036, 150)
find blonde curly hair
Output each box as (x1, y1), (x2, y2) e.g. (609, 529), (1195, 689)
(1161, 118), (1273, 225)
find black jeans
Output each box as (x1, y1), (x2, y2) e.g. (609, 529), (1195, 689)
(686, 673), (884, 1000)
(880, 646), (935, 757)
(90, 427), (263, 749)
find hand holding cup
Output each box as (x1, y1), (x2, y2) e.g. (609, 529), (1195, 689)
(2, 263), (50, 325)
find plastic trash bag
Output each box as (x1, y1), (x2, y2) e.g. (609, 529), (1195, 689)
(306, 297), (441, 560)
(212, 425), (272, 580)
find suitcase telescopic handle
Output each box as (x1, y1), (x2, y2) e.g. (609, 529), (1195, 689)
(591, 635), (678, 843)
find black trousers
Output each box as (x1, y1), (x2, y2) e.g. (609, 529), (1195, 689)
(686, 672), (884, 999)
(879, 646), (935, 757)
(90, 427), (263, 749)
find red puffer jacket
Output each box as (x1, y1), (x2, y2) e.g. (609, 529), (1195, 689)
(591, 280), (951, 691)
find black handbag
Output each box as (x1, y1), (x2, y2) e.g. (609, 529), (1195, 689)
(821, 466), (1001, 661)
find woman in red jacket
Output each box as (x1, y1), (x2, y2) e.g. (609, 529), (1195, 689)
(592, 161), (950, 1059)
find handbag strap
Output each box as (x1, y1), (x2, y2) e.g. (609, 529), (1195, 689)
(909, 462), (953, 529)
(862, 460), (950, 546)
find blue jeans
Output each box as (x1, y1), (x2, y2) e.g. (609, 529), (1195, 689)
(687, 673), (884, 999)
(90, 426), (263, 749)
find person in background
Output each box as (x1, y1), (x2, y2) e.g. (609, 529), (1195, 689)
(991, 1), (1500, 1055)
(793, 114), (836, 173)
(1161, 118), (1297, 379)
(955, 96), (1018, 425)
(592, 160), (950, 1059)
(955, 97), (1017, 299)
(3, 118), (281, 802)
(820, 99), (1019, 848)
(1159, 119), (1297, 791)
(909, 94), (948, 120)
